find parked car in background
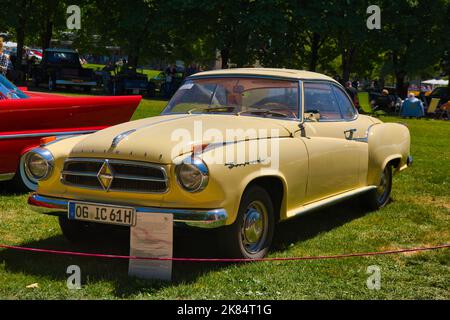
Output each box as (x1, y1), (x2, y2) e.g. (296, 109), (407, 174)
(108, 67), (149, 95)
(31, 48), (97, 92)
(148, 71), (184, 98)
(426, 86), (449, 106)
(0, 75), (141, 191)
(28, 68), (412, 259)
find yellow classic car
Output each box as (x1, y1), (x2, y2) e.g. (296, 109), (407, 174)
(27, 68), (412, 259)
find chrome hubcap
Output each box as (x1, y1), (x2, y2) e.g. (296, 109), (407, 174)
(241, 200), (267, 254)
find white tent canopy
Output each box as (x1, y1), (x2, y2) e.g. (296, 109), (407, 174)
(422, 79), (449, 85)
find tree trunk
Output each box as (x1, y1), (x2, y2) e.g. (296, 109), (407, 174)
(220, 48), (229, 69)
(395, 71), (407, 99)
(128, 55), (139, 68)
(341, 47), (355, 83)
(41, 18), (53, 50)
(392, 52), (408, 99)
(308, 32), (320, 72)
(15, 16), (25, 71)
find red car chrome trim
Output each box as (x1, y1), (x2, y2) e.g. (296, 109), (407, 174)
(0, 129), (98, 140)
(0, 172), (15, 181)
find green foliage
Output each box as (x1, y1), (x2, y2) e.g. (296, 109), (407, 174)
(2, 0), (450, 85)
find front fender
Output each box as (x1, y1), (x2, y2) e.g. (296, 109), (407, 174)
(367, 123), (410, 185)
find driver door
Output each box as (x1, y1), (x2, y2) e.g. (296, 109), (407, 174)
(301, 82), (366, 203)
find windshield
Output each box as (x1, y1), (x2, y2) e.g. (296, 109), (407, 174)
(162, 77), (299, 119)
(45, 51), (80, 65)
(0, 75), (28, 99)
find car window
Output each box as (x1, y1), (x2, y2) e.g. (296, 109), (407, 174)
(303, 82), (342, 120)
(332, 85), (357, 120)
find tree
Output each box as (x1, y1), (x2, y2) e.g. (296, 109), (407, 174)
(378, 0), (447, 97)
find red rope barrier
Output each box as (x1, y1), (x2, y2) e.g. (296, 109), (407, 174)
(0, 243), (448, 262)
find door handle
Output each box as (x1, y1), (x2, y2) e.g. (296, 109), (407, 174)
(344, 128), (357, 140)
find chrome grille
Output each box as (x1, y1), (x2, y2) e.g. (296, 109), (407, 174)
(61, 158), (168, 193)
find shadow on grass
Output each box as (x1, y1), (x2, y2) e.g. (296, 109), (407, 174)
(272, 197), (370, 252)
(0, 197), (372, 297)
(0, 181), (28, 196)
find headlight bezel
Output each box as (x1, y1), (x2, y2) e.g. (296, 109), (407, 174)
(175, 157), (209, 193)
(24, 148), (54, 182)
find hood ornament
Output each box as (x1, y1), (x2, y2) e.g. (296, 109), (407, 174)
(111, 129), (136, 148)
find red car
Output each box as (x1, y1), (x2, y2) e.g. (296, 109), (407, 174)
(0, 75), (141, 190)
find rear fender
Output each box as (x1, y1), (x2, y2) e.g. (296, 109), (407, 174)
(367, 123), (410, 185)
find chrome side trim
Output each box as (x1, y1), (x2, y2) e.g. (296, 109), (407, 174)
(0, 172), (15, 181)
(287, 186), (377, 219)
(0, 130), (97, 140)
(28, 193), (228, 228)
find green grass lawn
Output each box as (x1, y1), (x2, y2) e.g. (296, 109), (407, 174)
(0, 102), (449, 299)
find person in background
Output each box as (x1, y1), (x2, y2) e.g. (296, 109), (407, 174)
(345, 81), (358, 105)
(0, 38), (11, 76)
(400, 93), (424, 118)
(185, 63), (198, 77)
(377, 89), (395, 112)
(164, 64), (177, 97)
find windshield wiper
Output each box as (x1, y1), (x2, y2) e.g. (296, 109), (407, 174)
(187, 106), (237, 114)
(237, 108), (291, 118)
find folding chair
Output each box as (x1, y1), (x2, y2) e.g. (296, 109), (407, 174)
(426, 98), (440, 117)
(357, 92), (385, 116)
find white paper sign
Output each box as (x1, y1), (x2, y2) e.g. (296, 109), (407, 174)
(128, 212), (173, 281)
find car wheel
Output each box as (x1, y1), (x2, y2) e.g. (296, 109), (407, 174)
(12, 153), (38, 192)
(58, 216), (103, 244)
(220, 185), (274, 259)
(363, 165), (392, 210)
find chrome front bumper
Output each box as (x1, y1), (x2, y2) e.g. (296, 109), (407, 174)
(28, 193), (228, 229)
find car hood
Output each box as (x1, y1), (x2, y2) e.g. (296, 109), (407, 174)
(69, 114), (294, 164)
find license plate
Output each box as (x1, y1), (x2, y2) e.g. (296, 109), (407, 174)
(68, 201), (136, 226)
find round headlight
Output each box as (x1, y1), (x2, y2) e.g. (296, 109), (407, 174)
(24, 149), (54, 181)
(176, 157), (209, 192)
